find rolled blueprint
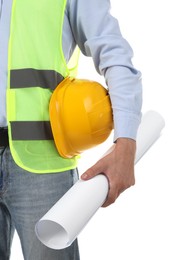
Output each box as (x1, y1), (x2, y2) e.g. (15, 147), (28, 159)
(35, 110), (165, 250)
(135, 110), (165, 163)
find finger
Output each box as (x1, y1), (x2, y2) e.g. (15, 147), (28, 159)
(81, 160), (104, 180)
(101, 180), (118, 207)
(102, 182), (128, 207)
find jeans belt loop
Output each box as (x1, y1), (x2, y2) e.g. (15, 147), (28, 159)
(0, 127), (9, 147)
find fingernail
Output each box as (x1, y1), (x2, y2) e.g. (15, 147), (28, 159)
(81, 173), (88, 180)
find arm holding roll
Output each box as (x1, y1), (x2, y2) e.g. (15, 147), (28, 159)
(82, 110), (165, 207)
(81, 138), (136, 207)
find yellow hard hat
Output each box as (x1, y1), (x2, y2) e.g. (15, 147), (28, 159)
(49, 77), (113, 158)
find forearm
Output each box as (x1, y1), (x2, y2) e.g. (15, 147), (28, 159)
(68, 0), (142, 141)
(105, 66), (142, 141)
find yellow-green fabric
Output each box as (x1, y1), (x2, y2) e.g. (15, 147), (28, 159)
(7, 0), (78, 173)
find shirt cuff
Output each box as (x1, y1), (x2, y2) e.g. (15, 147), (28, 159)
(113, 111), (141, 142)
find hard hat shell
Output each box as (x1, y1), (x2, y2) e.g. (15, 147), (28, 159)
(49, 77), (113, 158)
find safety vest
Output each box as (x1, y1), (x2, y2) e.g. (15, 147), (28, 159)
(7, 0), (79, 173)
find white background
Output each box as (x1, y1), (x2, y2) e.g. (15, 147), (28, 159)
(11, 0), (177, 259)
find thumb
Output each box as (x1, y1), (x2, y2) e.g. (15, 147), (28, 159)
(81, 160), (104, 181)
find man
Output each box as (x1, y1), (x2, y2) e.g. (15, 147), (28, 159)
(0, 0), (142, 259)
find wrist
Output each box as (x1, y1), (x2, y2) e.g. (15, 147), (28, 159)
(115, 137), (136, 155)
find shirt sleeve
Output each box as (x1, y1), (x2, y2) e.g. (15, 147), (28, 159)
(67, 0), (142, 141)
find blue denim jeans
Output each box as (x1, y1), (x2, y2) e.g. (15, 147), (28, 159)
(0, 147), (80, 260)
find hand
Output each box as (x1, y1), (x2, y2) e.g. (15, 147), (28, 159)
(81, 138), (136, 207)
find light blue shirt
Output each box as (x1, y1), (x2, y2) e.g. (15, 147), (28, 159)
(0, 0), (142, 141)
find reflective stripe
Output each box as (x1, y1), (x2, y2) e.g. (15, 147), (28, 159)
(10, 69), (64, 90)
(10, 121), (53, 140)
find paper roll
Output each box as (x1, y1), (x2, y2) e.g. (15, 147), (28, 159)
(35, 110), (165, 250)
(135, 110), (165, 163)
(35, 174), (108, 249)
